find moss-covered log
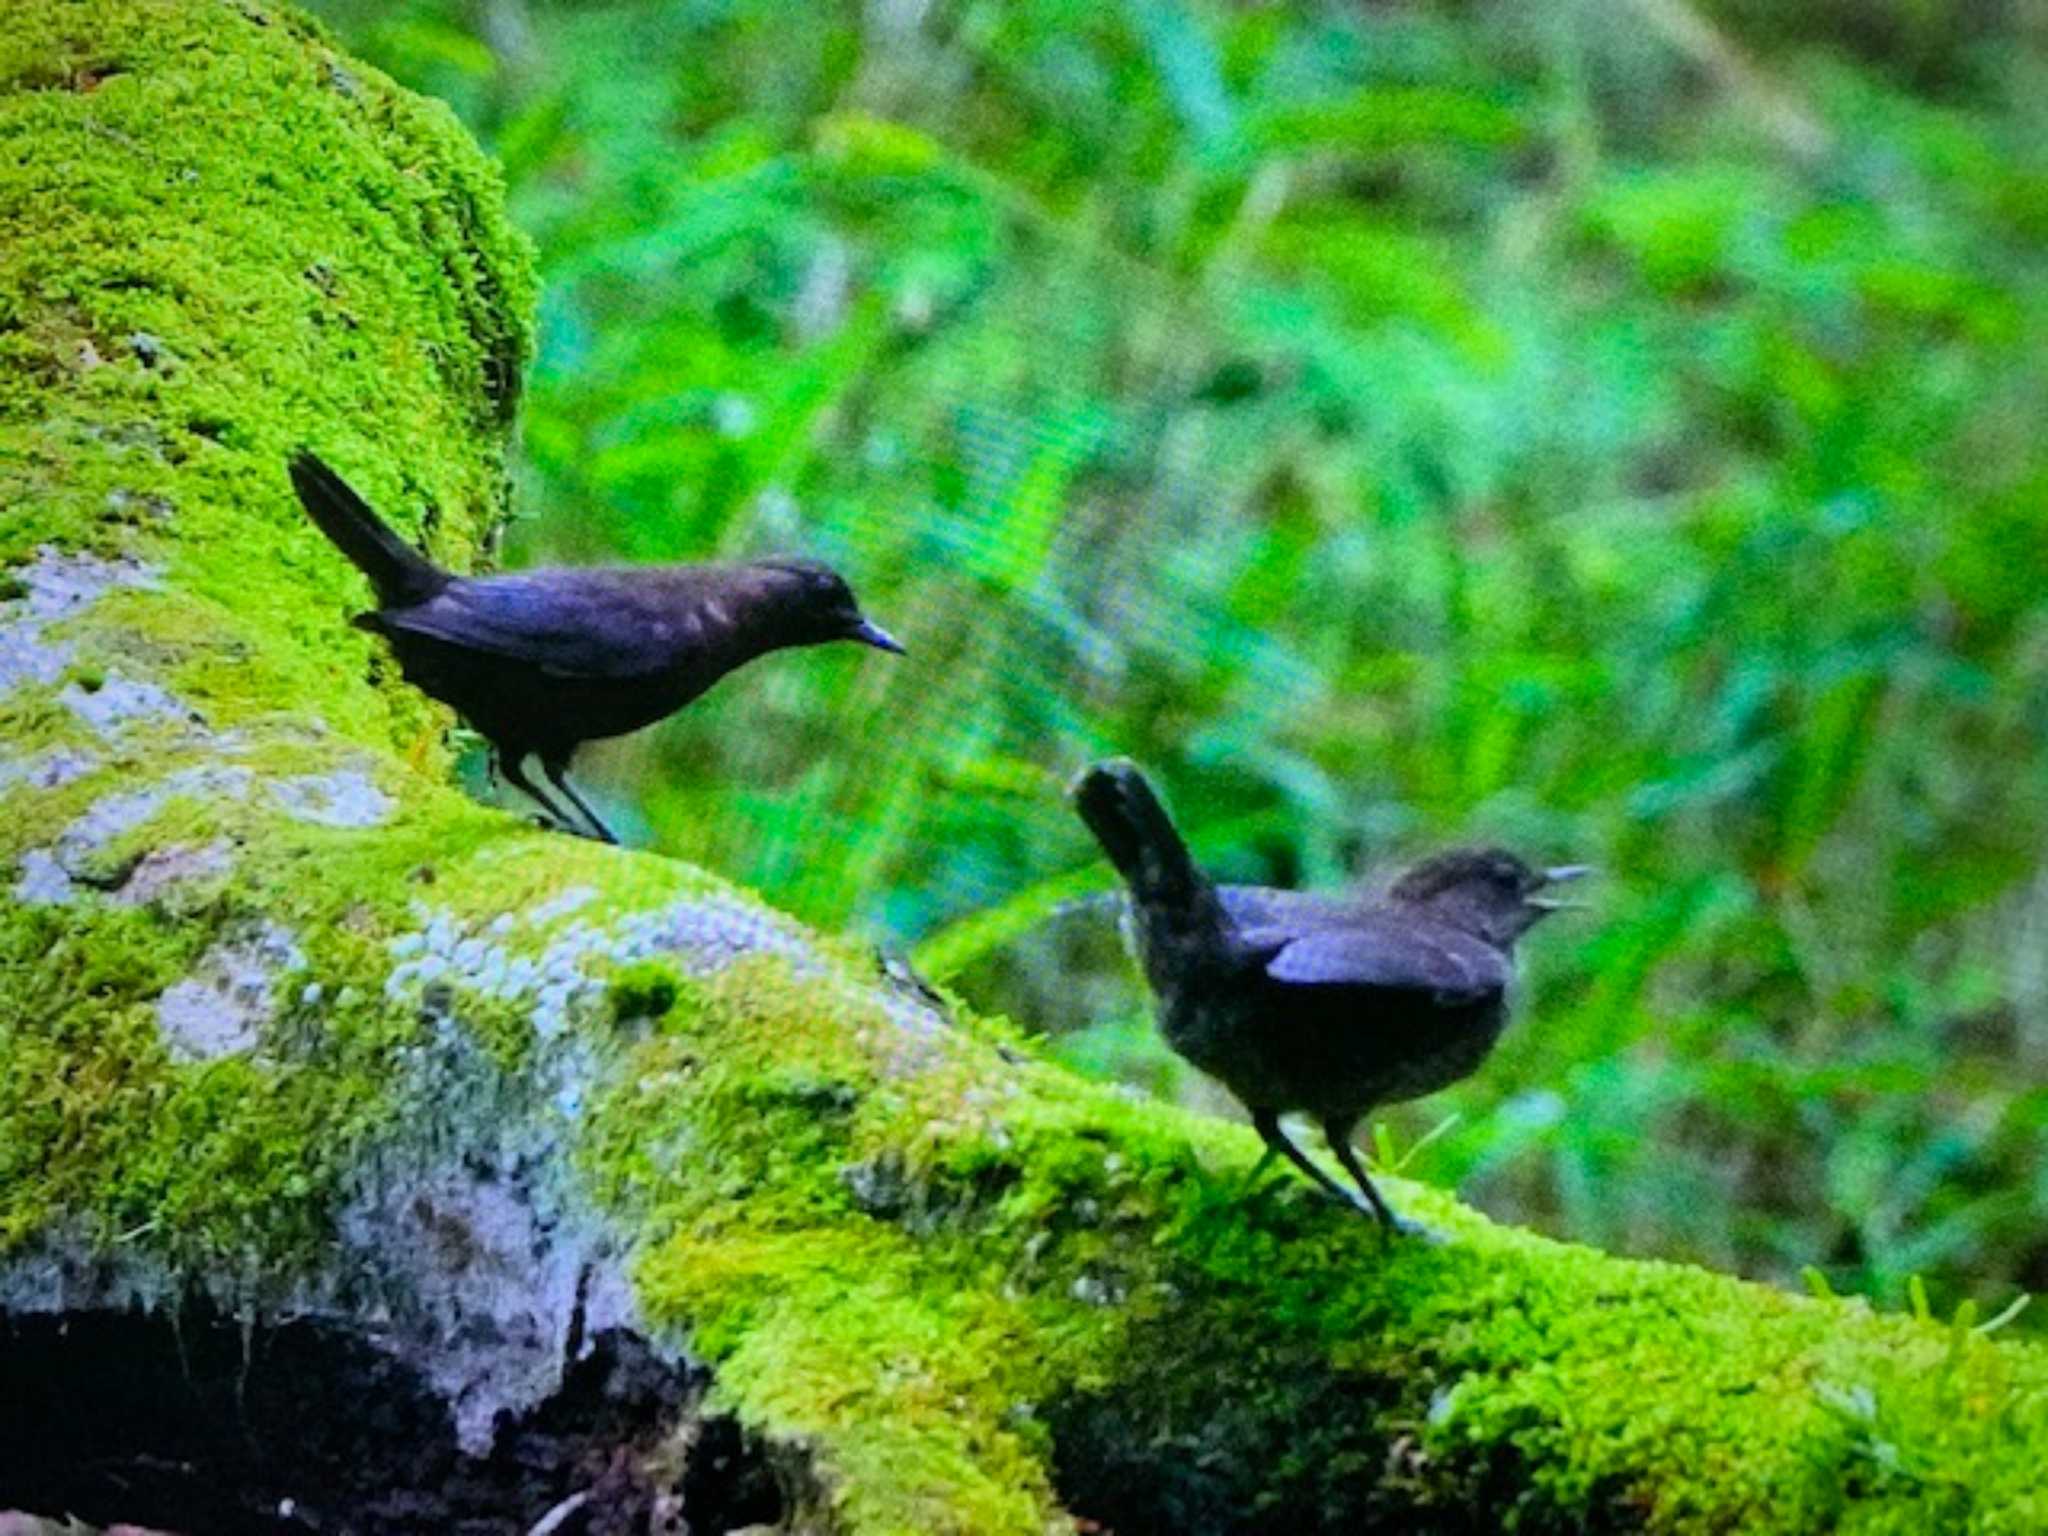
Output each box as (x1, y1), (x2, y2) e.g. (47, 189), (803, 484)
(2, 3), (2046, 1533)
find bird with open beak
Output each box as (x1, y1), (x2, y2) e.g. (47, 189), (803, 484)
(1072, 758), (1587, 1234)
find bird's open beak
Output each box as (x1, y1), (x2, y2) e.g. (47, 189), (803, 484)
(851, 618), (906, 654)
(1527, 864), (1593, 911)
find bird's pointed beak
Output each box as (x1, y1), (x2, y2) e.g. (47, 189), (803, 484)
(851, 618), (906, 655)
(1526, 864), (1593, 911)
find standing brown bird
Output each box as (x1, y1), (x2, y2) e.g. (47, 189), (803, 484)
(290, 451), (903, 842)
(1071, 758), (1584, 1232)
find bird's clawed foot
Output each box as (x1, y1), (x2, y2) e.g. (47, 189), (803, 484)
(1374, 1206), (1444, 1244)
(1298, 1181), (1432, 1239)
(544, 759), (619, 845)
(1235, 1143), (1283, 1199)
(496, 750), (619, 843)
(1246, 1109), (1445, 1243)
(1324, 1119), (1445, 1242)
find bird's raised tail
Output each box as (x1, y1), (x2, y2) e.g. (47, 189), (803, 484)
(289, 450), (449, 610)
(1070, 759), (1218, 927)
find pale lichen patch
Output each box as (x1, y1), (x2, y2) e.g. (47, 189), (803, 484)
(154, 920), (306, 1061)
(22, 759), (395, 898)
(385, 889), (834, 1043)
(0, 626), (71, 693)
(268, 768), (393, 828)
(0, 548), (160, 696)
(644, 888), (822, 979)
(528, 885), (599, 924)
(59, 765), (254, 861)
(12, 549), (158, 621)
(13, 847), (76, 905)
(0, 746), (99, 794)
(60, 672), (198, 734)
(333, 1165), (638, 1458)
(111, 839), (235, 907)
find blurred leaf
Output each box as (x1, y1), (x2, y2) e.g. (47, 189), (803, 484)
(814, 113), (947, 177)
(914, 868), (1114, 981)
(1247, 85), (1522, 154)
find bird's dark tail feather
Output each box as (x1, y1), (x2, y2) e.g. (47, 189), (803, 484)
(1070, 759), (1211, 918)
(289, 450), (448, 609)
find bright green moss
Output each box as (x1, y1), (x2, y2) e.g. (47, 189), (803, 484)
(0, 0), (536, 1275)
(573, 945), (2048, 1533)
(607, 960), (684, 1025)
(580, 962), (1094, 1535)
(0, 0), (535, 760)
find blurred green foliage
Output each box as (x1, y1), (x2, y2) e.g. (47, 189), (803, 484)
(305, 0), (2048, 1321)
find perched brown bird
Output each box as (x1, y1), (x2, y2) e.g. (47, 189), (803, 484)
(1071, 758), (1584, 1232)
(290, 450), (903, 842)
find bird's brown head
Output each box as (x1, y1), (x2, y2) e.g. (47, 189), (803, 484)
(753, 557), (904, 655)
(1388, 846), (1589, 946)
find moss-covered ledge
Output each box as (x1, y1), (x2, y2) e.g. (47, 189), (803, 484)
(1, 3), (2044, 1533)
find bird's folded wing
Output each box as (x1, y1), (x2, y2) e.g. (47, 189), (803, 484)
(1253, 919), (1507, 1003)
(378, 573), (703, 679)
(1217, 884), (1353, 931)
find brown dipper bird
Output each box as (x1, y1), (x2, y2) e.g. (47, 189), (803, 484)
(290, 450), (903, 843)
(1071, 758), (1584, 1232)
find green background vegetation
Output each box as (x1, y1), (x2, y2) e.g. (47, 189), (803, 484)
(300, 0), (2048, 1327)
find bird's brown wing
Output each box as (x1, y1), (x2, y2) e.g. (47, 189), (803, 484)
(1249, 915), (1507, 1005)
(376, 569), (727, 679)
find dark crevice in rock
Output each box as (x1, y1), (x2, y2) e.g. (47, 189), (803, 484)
(1041, 1309), (1640, 1536)
(1046, 1365), (1422, 1536)
(0, 1304), (784, 1535)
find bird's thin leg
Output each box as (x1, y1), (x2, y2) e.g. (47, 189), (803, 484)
(1235, 1143), (1280, 1195)
(1250, 1108), (1365, 1212)
(543, 758), (619, 846)
(1324, 1118), (1424, 1238)
(498, 751), (588, 838)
